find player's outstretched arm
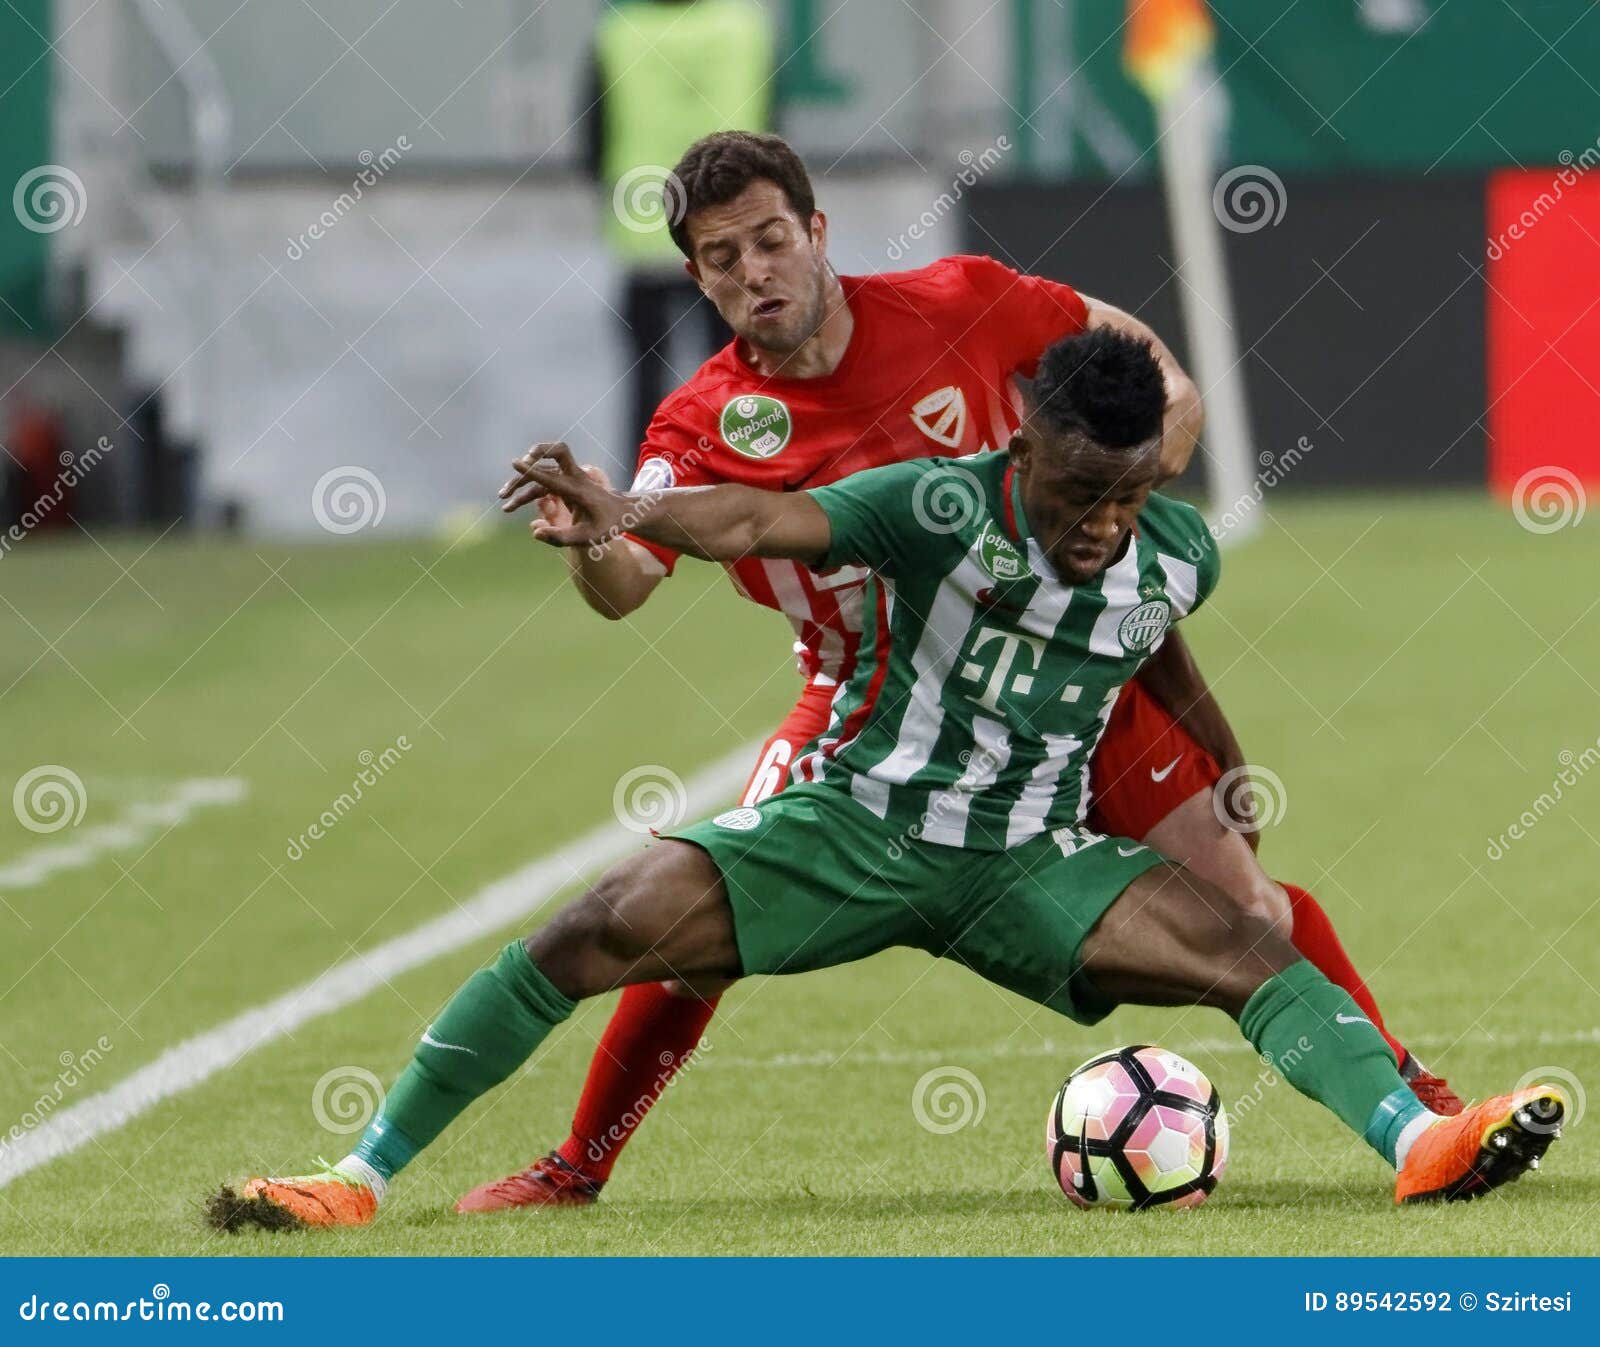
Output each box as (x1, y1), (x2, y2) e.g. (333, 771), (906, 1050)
(1136, 627), (1257, 844)
(500, 448), (664, 620)
(510, 443), (831, 565)
(1082, 296), (1203, 484)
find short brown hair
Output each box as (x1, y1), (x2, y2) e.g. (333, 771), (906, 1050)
(667, 131), (817, 257)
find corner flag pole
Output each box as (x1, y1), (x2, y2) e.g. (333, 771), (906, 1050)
(1124, 0), (1258, 543)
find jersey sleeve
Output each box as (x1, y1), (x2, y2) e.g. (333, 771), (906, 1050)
(956, 254), (1090, 376)
(807, 458), (957, 576)
(1189, 523), (1221, 613)
(623, 402), (718, 574)
(1140, 494), (1221, 618)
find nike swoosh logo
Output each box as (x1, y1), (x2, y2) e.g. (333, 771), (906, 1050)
(1335, 1013), (1372, 1027)
(1150, 757), (1182, 782)
(421, 1029), (478, 1056)
(1117, 844), (1144, 857)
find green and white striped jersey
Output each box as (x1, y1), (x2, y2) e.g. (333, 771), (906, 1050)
(796, 450), (1220, 851)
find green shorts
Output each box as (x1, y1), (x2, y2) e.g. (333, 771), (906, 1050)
(669, 781), (1169, 1024)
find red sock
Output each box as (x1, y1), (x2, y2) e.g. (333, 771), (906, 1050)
(556, 981), (720, 1183)
(1281, 882), (1406, 1067)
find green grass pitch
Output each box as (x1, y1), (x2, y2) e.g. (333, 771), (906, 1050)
(0, 492), (1596, 1255)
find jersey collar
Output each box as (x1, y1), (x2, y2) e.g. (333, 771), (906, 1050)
(1001, 459), (1030, 544)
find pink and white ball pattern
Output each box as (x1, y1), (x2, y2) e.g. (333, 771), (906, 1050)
(1046, 1046), (1229, 1210)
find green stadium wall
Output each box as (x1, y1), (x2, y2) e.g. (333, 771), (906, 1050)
(1014, 1), (1600, 179)
(1, 0), (53, 338)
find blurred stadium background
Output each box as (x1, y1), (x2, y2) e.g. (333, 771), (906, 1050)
(5, 0), (1599, 537)
(3, 1), (1600, 1255)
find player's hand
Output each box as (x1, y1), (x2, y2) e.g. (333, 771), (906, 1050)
(499, 443), (628, 549)
(498, 446), (611, 517)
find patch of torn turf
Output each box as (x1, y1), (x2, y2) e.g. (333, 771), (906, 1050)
(205, 1185), (304, 1233)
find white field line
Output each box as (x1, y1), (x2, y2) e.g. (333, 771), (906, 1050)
(0, 744), (757, 1190)
(0, 778), (249, 890)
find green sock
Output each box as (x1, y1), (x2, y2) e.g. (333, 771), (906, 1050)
(1238, 959), (1430, 1168)
(353, 940), (576, 1181)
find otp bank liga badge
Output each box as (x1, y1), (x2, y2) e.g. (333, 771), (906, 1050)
(720, 394), (792, 459)
(977, 521), (1028, 581)
(1117, 599), (1171, 652)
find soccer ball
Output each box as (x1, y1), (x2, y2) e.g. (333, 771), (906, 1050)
(1046, 1045), (1229, 1211)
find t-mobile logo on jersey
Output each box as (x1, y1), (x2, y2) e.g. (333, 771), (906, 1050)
(959, 625), (1045, 713)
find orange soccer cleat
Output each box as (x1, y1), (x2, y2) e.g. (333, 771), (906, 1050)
(1395, 1085), (1565, 1204)
(456, 1152), (604, 1213)
(207, 1164), (379, 1231)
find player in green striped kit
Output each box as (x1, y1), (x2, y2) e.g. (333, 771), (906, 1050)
(217, 329), (1563, 1228)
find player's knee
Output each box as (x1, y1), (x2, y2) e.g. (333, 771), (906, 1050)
(664, 975), (735, 999)
(583, 866), (660, 964)
(523, 864), (658, 998)
(1227, 873), (1293, 936)
(1170, 824), (1293, 935)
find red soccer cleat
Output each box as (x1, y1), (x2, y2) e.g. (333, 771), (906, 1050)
(1395, 1084), (1565, 1204)
(455, 1152), (604, 1213)
(1404, 1066), (1465, 1116)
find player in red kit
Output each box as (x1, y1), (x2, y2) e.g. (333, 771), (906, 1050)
(459, 132), (1458, 1212)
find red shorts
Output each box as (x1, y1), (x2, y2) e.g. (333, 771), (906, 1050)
(1087, 679), (1221, 840)
(742, 676), (1219, 840)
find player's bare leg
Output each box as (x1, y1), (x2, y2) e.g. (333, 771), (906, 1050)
(1141, 787), (1290, 931)
(212, 842), (741, 1230)
(1142, 787), (1462, 1114)
(1074, 863), (1561, 1203)
(521, 843), (739, 993)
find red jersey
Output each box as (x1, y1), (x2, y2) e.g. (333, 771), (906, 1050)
(628, 254), (1089, 680)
